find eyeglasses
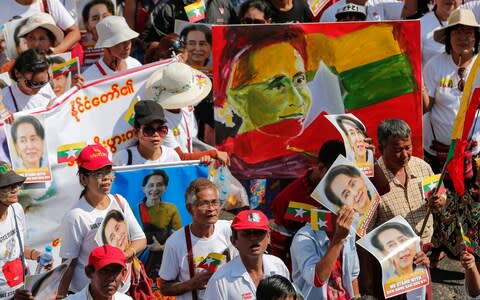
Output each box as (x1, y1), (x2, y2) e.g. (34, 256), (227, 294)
(23, 73), (51, 89)
(88, 169), (114, 179)
(458, 67), (465, 92)
(195, 199), (221, 209)
(141, 125), (169, 137)
(240, 17), (267, 24)
(0, 182), (23, 192)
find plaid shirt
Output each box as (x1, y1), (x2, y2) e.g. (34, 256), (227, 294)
(368, 156), (434, 243)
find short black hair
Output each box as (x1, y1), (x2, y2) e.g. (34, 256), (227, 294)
(11, 115), (45, 143)
(256, 275), (297, 300)
(239, 0), (273, 20)
(445, 25), (480, 55)
(82, 0), (115, 25)
(370, 222), (416, 252)
(11, 48), (50, 82)
(318, 140), (346, 165)
(324, 164), (363, 207)
(142, 170), (169, 188)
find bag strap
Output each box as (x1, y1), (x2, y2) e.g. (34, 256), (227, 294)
(127, 148), (133, 165)
(8, 86), (19, 112)
(113, 194), (125, 213)
(40, 0), (49, 13)
(11, 205), (27, 278)
(184, 225), (198, 300)
(429, 118), (438, 141)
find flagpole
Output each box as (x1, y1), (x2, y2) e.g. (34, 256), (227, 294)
(419, 157), (449, 237)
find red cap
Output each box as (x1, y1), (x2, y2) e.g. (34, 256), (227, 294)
(231, 210), (269, 231)
(77, 144), (112, 171)
(88, 245), (126, 270)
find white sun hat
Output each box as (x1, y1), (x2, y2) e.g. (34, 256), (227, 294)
(18, 12), (64, 46)
(95, 16), (139, 49)
(145, 62), (212, 109)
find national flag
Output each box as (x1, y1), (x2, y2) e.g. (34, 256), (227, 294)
(446, 57), (480, 195)
(197, 252), (226, 272)
(124, 97), (139, 125)
(421, 174), (446, 198)
(57, 142), (86, 164)
(459, 223), (474, 254)
(52, 57), (79, 78)
(185, 1), (206, 23)
(310, 208), (333, 231)
(284, 201), (315, 222)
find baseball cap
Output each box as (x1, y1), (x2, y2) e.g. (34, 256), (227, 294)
(0, 161), (25, 188)
(76, 144), (112, 171)
(88, 245), (126, 270)
(134, 100), (167, 126)
(335, 3), (367, 20)
(231, 210), (269, 231)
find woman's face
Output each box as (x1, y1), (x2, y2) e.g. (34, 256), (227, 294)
(104, 216), (128, 251)
(25, 28), (54, 51)
(185, 30), (211, 67)
(229, 42), (312, 136)
(14, 122), (44, 169)
(17, 70), (50, 95)
(108, 40), (132, 60)
(0, 183), (23, 207)
(436, 0), (461, 17)
(341, 119), (367, 161)
(450, 25), (477, 56)
(52, 74), (68, 97)
(83, 166), (114, 196)
(87, 3), (112, 40)
(138, 122), (168, 151)
(377, 228), (416, 274)
(142, 175), (166, 202)
(330, 172), (370, 213)
(241, 7), (271, 24)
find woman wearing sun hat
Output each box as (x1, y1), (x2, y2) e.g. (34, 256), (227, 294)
(145, 61), (230, 165)
(57, 144), (146, 298)
(17, 12), (64, 54)
(81, 15), (141, 81)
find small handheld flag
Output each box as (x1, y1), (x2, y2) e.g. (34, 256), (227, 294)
(184, 1), (206, 23)
(311, 208), (333, 232)
(198, 252), (226, 272)
(459, 223), (474, 254)
(284, 201), (315, 222)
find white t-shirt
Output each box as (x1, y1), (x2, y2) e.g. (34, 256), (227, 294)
(0, 0), (75, 30)
(0, 203), (25, 299)
(420, 12), (446, 65)
(319, 0), (403, 22)
(159, 220), (235, 300)
(163, 106), (198, 153)
(82, 56), (142, 82)
(113, 145), (181, 166)
(462, 1), (480, 24)
(59, 194), (145, 293)
(423, 53), (478, 154)
(205, 254), (290, 300)
(2, 83), (56, 113)
(65, 285), (133, 300)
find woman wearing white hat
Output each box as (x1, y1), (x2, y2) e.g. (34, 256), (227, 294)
(81, 15), (141, 81)
(17, 12), (64, 54)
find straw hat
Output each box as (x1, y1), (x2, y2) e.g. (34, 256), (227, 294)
(95, 16), (139, 49)
(145, 62), (212, 109)
(18, 13), (64, 46)
(433, 8), (480, 44)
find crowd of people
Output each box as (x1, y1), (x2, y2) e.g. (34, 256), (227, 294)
(0, 0), (480, 299)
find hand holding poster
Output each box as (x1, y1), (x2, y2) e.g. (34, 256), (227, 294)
(357, 216), (430, 298)
(310, 155), (380, 236)
(325, 113), (374, 177)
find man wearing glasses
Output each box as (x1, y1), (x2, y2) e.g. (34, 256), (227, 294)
(159, 178), (237, 300)
(112, 100), (181, 166)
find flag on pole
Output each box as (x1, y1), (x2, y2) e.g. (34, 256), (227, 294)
(421, 174), (446, 198)
(310, 208), (333, 232)
(459, 223), (474, 254)
(197, 252), (226, 272)
(446, 56), (480, 195)
(284, 201), (315, 222)
(184, 1), (206, 23)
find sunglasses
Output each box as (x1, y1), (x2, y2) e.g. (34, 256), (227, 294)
(23, 72), (51, 89)
(0, 182), (23, 192)
(458, 67), (465, 92)
(141, 125), (169, 137)
(240, 17), (267, 24)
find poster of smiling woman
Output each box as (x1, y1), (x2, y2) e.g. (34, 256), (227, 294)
(357, 216), (430, 299)
(311, 155), (380, 236)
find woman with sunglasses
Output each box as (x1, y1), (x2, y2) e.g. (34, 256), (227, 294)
(423, 8), (480, 174)
(113, 100), (181, 166)
(57, 144), (146, 298)
(239, 0), (273, 24)
(3, 48), (55, 114)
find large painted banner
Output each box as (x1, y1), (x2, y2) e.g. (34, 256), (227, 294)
(5, 59), (173, 248)
(213, 22), (422, 179)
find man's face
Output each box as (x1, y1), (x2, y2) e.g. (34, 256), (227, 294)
(381, 136), (412, 172)
(232, 229), (270, 258)
(189, 188), (221, 226)
(377, 228), (416, 272)
(89, 264), (125, 297)
(229, 42), (312, 137)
